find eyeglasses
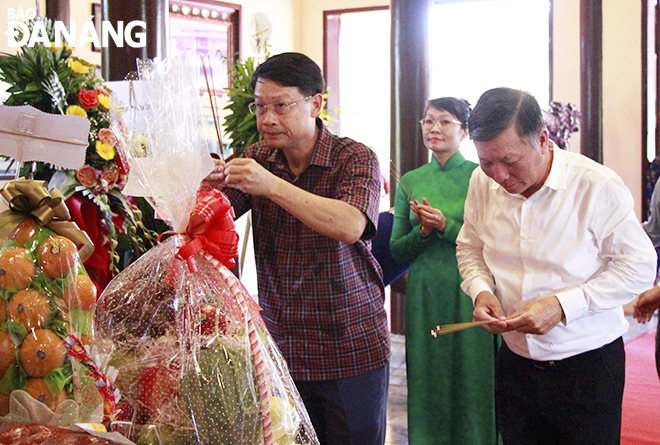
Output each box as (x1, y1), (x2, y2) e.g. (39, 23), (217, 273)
(419, 118), (463, 130)
(248, 95), (313, 116)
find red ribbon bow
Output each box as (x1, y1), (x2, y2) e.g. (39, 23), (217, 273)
(176, 186), (239, 272)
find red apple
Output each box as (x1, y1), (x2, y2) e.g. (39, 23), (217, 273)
(136, 365), (178, 419)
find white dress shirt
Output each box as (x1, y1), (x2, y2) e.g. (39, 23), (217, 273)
(457, 148), (657, 361)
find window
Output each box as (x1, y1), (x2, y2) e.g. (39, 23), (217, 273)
(429, 0), (551, 162)
(324, 7), (391, 210)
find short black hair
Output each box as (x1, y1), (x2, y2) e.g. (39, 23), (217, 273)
(469, 87), (544, 143)
(425, 97), (471, 129)
(251, 52), (325, 96)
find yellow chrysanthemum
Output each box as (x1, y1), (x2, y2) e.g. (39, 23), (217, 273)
(98, 94), (110, 110)
(68, 59), (89, 75)
(45, 41), (71, 53)
(66, 105), (88, 118)
(96, 141), (115, 160)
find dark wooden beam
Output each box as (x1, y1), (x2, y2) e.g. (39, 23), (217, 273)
(580, 0), (603, 163)
(390, 0), (430, 335)
(390, 0), (430, 208)
(101, 0), (167, 81)
(45, 0), (70, 25)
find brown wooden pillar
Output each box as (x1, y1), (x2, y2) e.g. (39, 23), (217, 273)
(390, 0), (431, 194)
(102, 0), (167, 81)
(580, 0), (603, 163)
(389, 0), (431, 335)
(45, 0), (70, 24)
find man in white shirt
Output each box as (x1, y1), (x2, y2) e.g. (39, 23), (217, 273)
(456, 87), (657, 444)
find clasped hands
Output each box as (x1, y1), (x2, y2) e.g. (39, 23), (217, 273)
(473, 291), (565, 335)
(411, 197), (446, 237)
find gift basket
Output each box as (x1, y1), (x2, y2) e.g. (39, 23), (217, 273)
(0, 179), (121, 431)
(94, 52), (319, 445)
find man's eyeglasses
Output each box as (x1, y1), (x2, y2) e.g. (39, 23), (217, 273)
(248, 95), (313, 116)
(419, 118), (463, 130)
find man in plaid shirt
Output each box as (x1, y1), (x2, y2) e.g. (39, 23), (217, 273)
(207, 52), (390, 445)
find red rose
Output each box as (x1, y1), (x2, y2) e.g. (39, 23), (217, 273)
(78, 89), (99, 109)
(96, 88), (109, 97)
(76, 165), (98, 187)
(97, 128), (117, 147)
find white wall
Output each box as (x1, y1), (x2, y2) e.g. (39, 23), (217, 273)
(603, 0), (644, 218)
(552, 0), (581, 154)
(221, 0), (296, 60)
(1, 1), (46, 54)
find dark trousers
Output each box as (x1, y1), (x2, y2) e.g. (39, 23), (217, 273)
(496, 338), (625, 445)
(295, 364), (389, 445)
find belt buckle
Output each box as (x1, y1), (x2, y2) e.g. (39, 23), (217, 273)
(533, 360), (556, 370)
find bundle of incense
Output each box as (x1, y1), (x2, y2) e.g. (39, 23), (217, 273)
(430, 320), (492, 337)
(389, 159), (415, 202)
(200, 53), (224, 161)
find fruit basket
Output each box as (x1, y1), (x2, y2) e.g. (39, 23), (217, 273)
(0, 180), (115, 424)
(95, 232), (316, 445)
(93, 52), (319, 445)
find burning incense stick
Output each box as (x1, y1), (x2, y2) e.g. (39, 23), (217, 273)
(430, 320), (493, 337)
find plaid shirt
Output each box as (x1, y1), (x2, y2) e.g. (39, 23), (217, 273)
(226, 120), (390, 381)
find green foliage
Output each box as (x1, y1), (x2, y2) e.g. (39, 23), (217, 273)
(223, 58), (259, 158)
(0, 19), (100, 115)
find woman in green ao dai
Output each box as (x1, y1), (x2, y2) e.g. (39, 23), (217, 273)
(390, 97), (498, 445)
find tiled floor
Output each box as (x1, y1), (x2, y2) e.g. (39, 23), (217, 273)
(385, 334), (408, 445)
(384, 314), (658, 445)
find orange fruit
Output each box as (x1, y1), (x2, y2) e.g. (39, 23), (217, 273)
(79, 334), (93, 346)
(7, 219), (38, 246)
(7, 289), (51, 330)
(24, 378), (67, 411)
(0, 247), (36, 290)
(0, 331), (17, 377)
(63, 275), (97, 311)
(0, 300), (7, 324)
(20, 329), (66, 378)
(37, 236), (79, 279)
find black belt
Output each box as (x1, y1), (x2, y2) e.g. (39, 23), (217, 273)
(502, 337), (623, 370)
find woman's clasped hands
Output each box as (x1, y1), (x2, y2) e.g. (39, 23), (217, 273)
(412, 197), (446, 237)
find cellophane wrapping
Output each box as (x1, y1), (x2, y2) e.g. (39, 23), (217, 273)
(0, 210), (112, 426)
(98, 52), (319, 445)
